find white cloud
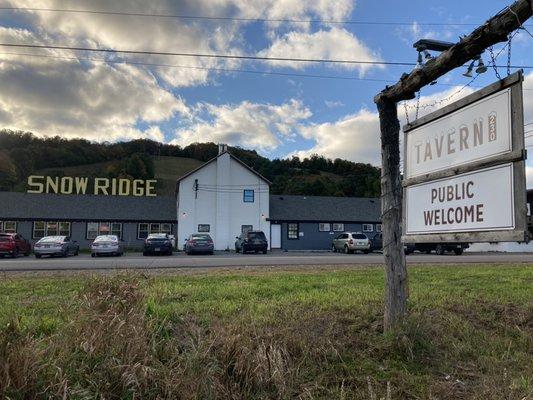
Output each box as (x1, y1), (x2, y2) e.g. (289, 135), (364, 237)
(257, 27), (383, 75)
(172, 99), (311, 151)
(292, 85), (477, 165)
(325, 100), (344, 108)
(0, 27), (188, 141)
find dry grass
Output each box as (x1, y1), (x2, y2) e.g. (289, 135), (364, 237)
(0, 266), (532, 399)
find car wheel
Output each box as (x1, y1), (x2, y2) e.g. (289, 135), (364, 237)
(344, 245), (350, 254)
(74, 249), (79, 256)
(91, 253), (96, 258)
(363, 250), (369, 254)
(435, 245), (445, 255)
(209, 251), (214, 255)
(425, 249), (432, 254)
(332, 244), (336, 253)
(0, 254), (4, 258)
(11, 248), (19, 258)
(35, 254), (41, 259)
(262, 250), (267, 254)
(142, 252), (148, 256)
(454, 248), (463, 255)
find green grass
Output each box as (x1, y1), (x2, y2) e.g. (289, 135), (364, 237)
(1, 264), (532, 399)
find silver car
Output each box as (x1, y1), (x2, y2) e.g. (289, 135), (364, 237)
(91, 235), (124, 257)
(332, 232), (370, 254)
(34, 236), (79, 258)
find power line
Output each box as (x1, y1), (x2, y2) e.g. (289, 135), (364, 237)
(3, 6), (531, 27)
(1, 43), (532, 69)
(0, 43), (417, 66)
(0, 50), (508, 89)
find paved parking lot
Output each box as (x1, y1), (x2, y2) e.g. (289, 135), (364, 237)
(1, 251), (532, 273)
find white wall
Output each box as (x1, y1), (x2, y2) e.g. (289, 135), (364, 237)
(177, 153), (270, 250)
(467, 242), (533, 252)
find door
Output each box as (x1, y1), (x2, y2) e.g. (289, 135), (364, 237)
(271, 224), (281, 249)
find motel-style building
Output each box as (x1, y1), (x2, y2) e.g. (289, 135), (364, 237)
(0, 145), (380, 251)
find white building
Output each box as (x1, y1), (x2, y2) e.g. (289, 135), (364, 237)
(176, 145), (270, 250)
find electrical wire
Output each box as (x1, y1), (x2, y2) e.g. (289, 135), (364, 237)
(0, 43), (531, 69)
(0, 43), (417, 66)
(3, 6), (531, 27)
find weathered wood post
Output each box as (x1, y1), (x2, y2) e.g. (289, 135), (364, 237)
(373, 0), (532, 331)
(375, 97), (408, 331)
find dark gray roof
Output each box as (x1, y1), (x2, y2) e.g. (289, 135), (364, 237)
(269, 195), (381, 223)
(0, 192), (176, 222)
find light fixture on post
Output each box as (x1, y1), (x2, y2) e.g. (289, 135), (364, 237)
(463, 60), (475, 77)
(475, 58), (487, 74)
(415, 51), (423, 69)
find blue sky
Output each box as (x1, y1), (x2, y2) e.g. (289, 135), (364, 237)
(0, 0), (531, 175)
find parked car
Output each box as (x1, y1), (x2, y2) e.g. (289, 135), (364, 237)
(184, 233), (214, 255)
(404, 242), (469, 255)
(332, 232), (370, 254)
(143, 233), (173, 256)
(91, 235), (124, 257)
(369, 233), (383, 252)
(0, 233), (31, 258)
(235, 230), (268, 254)
(34, 236), (79, 258)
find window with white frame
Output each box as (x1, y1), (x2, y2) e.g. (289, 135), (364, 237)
(376, 224), (382, 232)
(32, 221), (71, 239)
(318, 223), (331, 232)
(86, 222), (123, 240)
(243, 189), (255, 203)
(332, 223), (344, 232)
(0, 221), (17, 234)
(362, 224), (373, 232)
(287, 223), (299, 239)
(138, 222), (172, 239)
(198, 224), (210, 232)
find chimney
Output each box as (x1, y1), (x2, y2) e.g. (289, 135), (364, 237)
(218, 143), (228, 155)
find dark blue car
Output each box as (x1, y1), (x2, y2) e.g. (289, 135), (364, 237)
(143, 233), (173, 256)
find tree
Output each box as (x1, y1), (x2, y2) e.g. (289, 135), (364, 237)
(0, 152), (17, 191)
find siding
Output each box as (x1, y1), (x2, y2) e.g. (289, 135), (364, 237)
(280, 222), (378, 250)
(5, 221), (177, 250)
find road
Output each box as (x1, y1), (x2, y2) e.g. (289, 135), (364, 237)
(0, 251), (532, 273)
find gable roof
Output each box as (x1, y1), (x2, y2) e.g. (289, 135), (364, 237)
(176, 151), (271, 185)
(269, 195), (381, 223)
(0, 192), (176, 222)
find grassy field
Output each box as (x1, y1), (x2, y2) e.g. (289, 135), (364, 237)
(1, 264), (531, 399)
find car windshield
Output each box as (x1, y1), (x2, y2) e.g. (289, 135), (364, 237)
(248, 232), (266, 240)
(192, 234), (211, 240)
(95, 235), (118, 242)
(352, 234), (367, 239)
(39, 236), (65, 243)
(147, 234), (167, 240)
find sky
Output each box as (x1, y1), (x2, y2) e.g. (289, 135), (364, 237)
(0, 0), (532, 183)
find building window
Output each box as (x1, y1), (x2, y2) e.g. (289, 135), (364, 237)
(0, 221), (17, 234)
(318, 223), (331, 232)
(243, 189), (254, 203)
(138, 223), (173, 239)
(287, 223), (299, 240)
(87, 222), (123, 240)
(332, 223), (344, 232)
(32, 221), (71, 239)
(241, 225), (253, 234)
(376, 224), (382, 232)
(198, 224), (210, 233)
(363, 224), (373, 232)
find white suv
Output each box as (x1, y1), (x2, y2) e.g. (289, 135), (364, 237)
(332, 232), (370, 254)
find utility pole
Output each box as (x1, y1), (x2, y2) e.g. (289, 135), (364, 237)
(374, 0), (532, 331)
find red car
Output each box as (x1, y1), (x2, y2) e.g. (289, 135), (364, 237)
(0, 233), (32, 258)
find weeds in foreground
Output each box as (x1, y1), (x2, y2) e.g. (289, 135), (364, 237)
(1, 275), (531, 399)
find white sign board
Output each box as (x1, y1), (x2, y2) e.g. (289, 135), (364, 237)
(405, 88), (511, 179)
(405, 163), (514, 234)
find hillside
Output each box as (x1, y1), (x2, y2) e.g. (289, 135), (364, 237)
(13, 156), (203, 196)
(0, 129), (381, 197)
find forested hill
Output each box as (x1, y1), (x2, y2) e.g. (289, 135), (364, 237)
(0, 129), (381, 197)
